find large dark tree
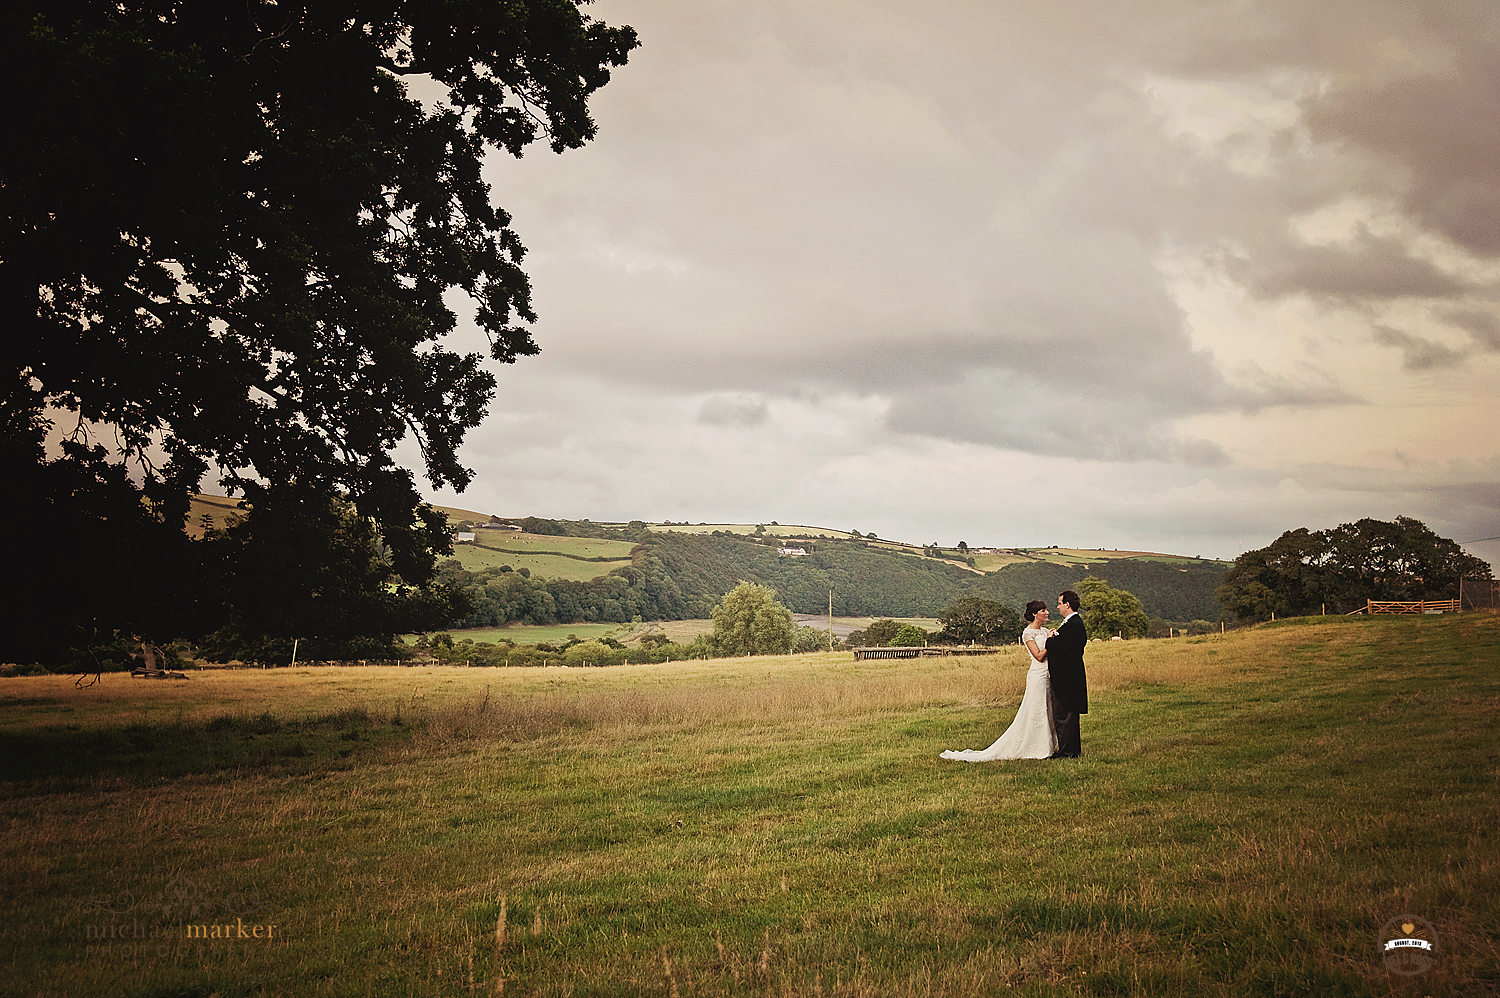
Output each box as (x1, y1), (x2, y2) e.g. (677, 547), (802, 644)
(2, 2), (636, 662)
(1216, 516), (1492, 622)
(194, 486), (471, 664)
(934, 597), (1021, 646)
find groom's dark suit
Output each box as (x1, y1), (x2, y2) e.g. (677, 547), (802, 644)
(1047, 612), (1088, 757)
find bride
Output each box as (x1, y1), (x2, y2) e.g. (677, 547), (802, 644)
(940, 600), (1058, 761)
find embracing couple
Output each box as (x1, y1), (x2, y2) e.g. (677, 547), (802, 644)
(939, 590), (1088, 762)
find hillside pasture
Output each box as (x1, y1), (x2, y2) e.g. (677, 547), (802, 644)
(966, 550), (1040, 572)
(428, 616), (944, 648)
(648, 523), (843, 538)
(431, 503), (500, 524)
(1012, 548), (1231, 570)
(409, 618), (722, 648)
(184, 493), (247, 538)
(2, 613), (1496, 995)
(443, 532), (637, 580)
(792, 615), (944, 639)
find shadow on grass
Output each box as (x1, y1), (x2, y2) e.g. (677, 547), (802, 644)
(0, 707), (413, 789)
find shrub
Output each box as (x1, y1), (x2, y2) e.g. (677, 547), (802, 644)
(890, 624), (927, 647)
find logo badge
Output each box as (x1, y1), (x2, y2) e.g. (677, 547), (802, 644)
(1377, 913), (1438, 976)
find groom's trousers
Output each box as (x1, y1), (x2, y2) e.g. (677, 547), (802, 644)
(1053, 710), (1081, 758)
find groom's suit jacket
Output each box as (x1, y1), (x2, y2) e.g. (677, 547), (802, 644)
(1048, 613), (1088, 715)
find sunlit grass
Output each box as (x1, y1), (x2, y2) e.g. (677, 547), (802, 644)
(2, 614), (1497, 996)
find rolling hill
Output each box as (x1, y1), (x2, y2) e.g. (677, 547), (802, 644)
(184, 496), (1228, 627)
(430, 512), (1230, 628)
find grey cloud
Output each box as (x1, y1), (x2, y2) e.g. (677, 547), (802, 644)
(1371, 324), (1468, 370)
(1124, 0), (1500, 370)
(1225, 363), (1364, 411)
(1443, 308), (1500, 351)
(697, 395), (769, 428)
(1172, 437), (1233, 467)
(1281, 460), (1500, 550)
(1298, 17), (1500, 258)
(880, 370), (1235, 466)
(1230, 229), (1470, 302)
(453, 0), (1499, 530)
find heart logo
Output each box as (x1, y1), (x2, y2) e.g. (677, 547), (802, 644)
(1402, 922), (1415, 934)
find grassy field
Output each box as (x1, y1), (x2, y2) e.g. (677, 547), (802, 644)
(411, 618), (941, 650)
(1015, 549), (1234, 569)
(443, 534), (637, 580)
(184, 493), (248, 538)
(3, 614), (1497, 996)
(791, 616), (944, 640)
(968, 551), (1037, 572)
(646, 524), (842, 538)
(412, 619), (720, 648)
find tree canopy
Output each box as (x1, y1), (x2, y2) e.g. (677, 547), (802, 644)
(1216, 516), (1492, 622)
(1077, 576), (1150, 639)
(710, 582), (797, 657)
(861, 619), (902, 648)
(2, 1), (637, 662)
(935, 597), (1021, 645)
(889, 624), (928, 647)
(194, 487), (467, 664)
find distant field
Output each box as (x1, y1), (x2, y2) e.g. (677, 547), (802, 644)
(968, 551), (1037, 571)
(468, 535), (637, 560)
(647, 523), (844, 539)
(185, 493), (247, 537)
(416, 622), (628, 647)
(1126, 553), (1234, 567)
(424, 617), (942, 647)
(441, 532), (636, 580)
(792, 615), (943, 639)
(631, 619), (717, 645)
(431, 502), (498, 523)
(417, 619), (719, 648)
(1015, 547), (1231, 568)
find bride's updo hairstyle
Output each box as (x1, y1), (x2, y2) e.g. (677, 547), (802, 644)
(1024, 600), (1047, 622)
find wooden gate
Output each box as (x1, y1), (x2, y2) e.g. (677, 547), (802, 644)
(1349, 599), (1461, 615)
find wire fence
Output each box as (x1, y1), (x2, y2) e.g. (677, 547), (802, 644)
(1460, 577), (1500, 611)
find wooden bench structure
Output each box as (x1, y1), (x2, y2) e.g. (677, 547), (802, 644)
(853, 646), (1006, 660)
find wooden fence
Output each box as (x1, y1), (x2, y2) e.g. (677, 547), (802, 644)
(1347, 599), (1461, 615)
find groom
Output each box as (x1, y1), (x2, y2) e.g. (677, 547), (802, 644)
(1048, 589), (1088, 758)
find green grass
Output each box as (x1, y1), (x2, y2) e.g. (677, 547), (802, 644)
(443, 532), (636, 580)
(968, 551), (1037, 571)
(468, 536), (638, 561)
(2, 613), (1497, 996)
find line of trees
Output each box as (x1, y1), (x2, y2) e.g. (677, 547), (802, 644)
(1216, 516), (1491, 622)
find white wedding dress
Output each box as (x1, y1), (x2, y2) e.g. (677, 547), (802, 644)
(939, 626), (1058, 761)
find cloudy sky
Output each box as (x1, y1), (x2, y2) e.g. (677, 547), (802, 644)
(414, 0), (1500, 565)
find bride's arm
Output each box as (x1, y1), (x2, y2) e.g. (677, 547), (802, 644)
(1024, 633), (1048, 661)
